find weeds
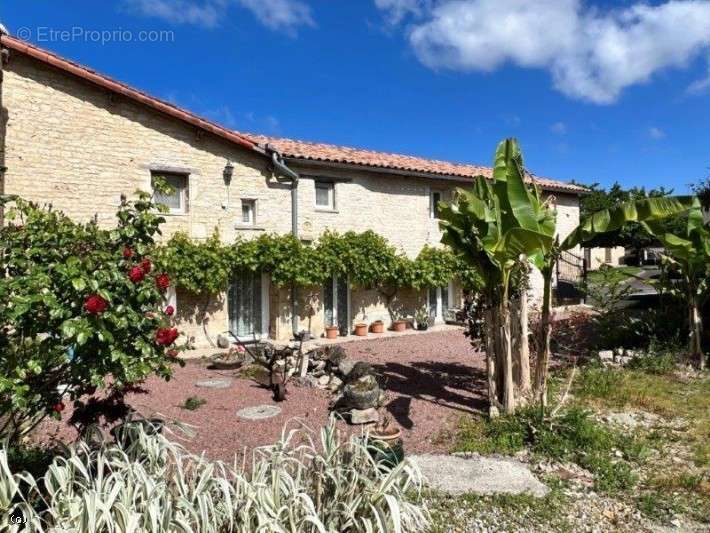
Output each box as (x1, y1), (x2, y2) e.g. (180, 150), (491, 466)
(181, 396), (207, 410)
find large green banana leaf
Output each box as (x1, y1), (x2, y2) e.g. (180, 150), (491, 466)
(561, 196), (699, 251)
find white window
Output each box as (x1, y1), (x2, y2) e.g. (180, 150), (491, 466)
(241, 199), (256, 225)
(430, 190), (442, 219)
(152, 172), (188, 214)
(315, 182), (335, 210)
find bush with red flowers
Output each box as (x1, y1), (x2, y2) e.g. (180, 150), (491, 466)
(83, 294), (108, 315)
(164, 305), (175, 316)
(155, 273), (170, 291)
(0, 190), (184, 443)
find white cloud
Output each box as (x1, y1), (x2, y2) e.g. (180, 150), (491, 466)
(374, 0), (429, 24)
(687, 62), (710, 94)
(122, 0), (222, 27)
(237, 0), (314, 35)
(380, 0), (710, 104)
(550, 121), (567, 135)
(648, 127), (666, 139)
(123, 0), (314, 34)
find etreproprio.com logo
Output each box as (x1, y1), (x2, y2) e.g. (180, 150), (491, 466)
(14, 26), (175, 45)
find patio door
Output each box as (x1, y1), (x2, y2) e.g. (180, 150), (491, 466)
(428, 283), (453, 323)
(324, 276), (350, 336)
(228, 271), (268, 339)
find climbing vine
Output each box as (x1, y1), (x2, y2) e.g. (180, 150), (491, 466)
(155, 230), (481, 296)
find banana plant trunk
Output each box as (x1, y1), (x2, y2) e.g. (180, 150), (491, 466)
(518, 288), (531, 396)
(535, 267), (553, 408)
(484, 307), (500, 417)
(500, 299), (516, 414)
(688, 285), (704, 370)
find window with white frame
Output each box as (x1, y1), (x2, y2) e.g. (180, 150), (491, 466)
(152, 172), (189, 214)
(315, 182), (335, 210)
(241, 199), (256, 225)
(430, 190), (442, 219)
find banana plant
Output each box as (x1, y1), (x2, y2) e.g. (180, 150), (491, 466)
(439, 139), (554, 415)
(640, 201), (708, 369)
(532, 195), (699, 405)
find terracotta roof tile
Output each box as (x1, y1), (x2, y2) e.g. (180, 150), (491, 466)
(245, 134), (587, 194)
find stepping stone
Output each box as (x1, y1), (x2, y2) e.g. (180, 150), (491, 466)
(195, 378), (232, 389)
(410, 454), (549, 497)
(236, 405), (282, 420)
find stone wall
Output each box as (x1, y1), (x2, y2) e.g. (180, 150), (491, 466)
(1, 51), (582, 345)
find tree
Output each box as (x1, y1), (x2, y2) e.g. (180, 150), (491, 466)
(578, 182), (686, 254)
(0, 192), (183, 442)
(439, 139), (554, 415)
(641, 200), (708, 368)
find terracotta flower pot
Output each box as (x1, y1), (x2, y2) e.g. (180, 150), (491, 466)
(371, 320), (384, 334)
(392, 320), (407, 332)
(354, 323), (368, 336)
(325, 326), (339, 339)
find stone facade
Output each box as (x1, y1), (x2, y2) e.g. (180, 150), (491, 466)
(0, 48), (582, 346)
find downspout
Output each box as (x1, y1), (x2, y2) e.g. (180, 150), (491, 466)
(263, 144), (300, 337)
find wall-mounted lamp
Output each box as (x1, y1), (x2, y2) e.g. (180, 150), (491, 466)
(223, 160), (234, 186)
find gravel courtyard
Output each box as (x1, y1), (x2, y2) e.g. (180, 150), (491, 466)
(41, 330), (486, 461)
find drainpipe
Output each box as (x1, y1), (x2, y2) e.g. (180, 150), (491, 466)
(263, 144), (300, 338)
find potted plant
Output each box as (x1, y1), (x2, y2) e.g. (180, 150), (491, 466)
(325, 325), (339, 339)
(354, 323), (368, 336)
(367, 416), (404, 467)
(370, 320), (384, 334)
(414, 306), (430, 331)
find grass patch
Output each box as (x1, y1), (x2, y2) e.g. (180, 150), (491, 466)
(455, 406), (640, 493)
(572, 365), (710, 467)
(180, 396), (207, 410)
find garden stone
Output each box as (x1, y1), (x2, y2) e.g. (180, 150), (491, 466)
(236, 405), (282, 420)
(291, 375), (320, 388)
(317, 375), (330, 387)
(598, 350), (613, 361)
(338, 358), (356, 378)
(216, 335), (230, 349)
(411, 454), (549, 497)
(328, 376), (343, 391)
(195, 378), (232, 389)
(349, 407), (379, 424)
(347, 362), (375, 381)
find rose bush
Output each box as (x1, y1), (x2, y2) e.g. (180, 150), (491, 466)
(0, 191), (184, 442)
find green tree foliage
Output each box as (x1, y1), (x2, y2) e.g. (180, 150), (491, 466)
(0, 193), (183, 442)
(578, 182), (687, 251)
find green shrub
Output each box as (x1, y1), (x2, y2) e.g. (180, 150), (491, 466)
(0, 193), (183, 443)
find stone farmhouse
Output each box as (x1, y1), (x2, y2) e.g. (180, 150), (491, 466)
(0, 33), (587, 346)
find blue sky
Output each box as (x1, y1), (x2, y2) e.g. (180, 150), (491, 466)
(2, 0), (710, 192)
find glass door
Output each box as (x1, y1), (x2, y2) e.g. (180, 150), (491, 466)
(228, 271), (263, 338)
(324, 276), (350, 336)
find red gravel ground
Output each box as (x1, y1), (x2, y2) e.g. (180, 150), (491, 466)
(39, 330), (487, 462)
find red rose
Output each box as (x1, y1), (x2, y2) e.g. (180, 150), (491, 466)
(53, 402), (65, 413)
(140, 259), (152, 274)
(122, 247), (133, 259)
(129, 265), (145, 283)
(164, 305), (175, 316)
(166, 349), (179, 358)
(155, 327), (179, 346)
(84, 294), (108, 315)
(156, 273), (170, 291)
